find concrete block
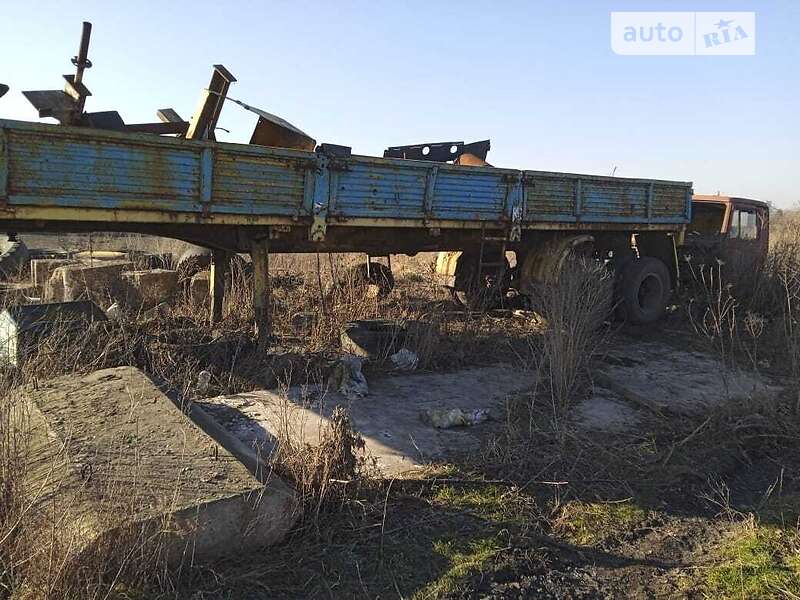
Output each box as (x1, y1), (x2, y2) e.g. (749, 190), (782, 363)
(30, 258), (76, 290)
(122, 269), (178, 307)
(190, 270), (210, 306)
(45, 260), (132, 305)
(0, 300), (106, 366)
(199, 365), (533, 477)
(0, 282), (38, 305)
(75, 250), (128, 263)
(11, 367), (298, 570)
(43, 270), (65, 302)
(596, 340), (782, 415)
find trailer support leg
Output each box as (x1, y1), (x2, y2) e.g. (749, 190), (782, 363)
(210, 249), (229, 324)
(251, 238), (271, 349)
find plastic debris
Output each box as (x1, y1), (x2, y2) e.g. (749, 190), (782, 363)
(420, 408), (491, 429)
(105, 301), (121, 320)
(197, 370), (212, 395)
(390, 348), (419, 371)
(332, 354), (369, 400)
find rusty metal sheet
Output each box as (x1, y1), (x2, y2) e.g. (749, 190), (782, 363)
(247, 107), (315, 151)
(331, 159), (428, 220)
(430, 166), (510, 221)
(524, 170), (691, 225)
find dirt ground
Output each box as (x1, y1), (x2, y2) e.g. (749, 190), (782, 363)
(3, 232), (799, 599)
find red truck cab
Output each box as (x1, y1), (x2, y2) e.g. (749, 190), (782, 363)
(684, 195), (770, 273)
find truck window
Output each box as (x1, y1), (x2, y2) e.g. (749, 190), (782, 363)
(731, 208), (758, 240)
(690, 202), (726, 234)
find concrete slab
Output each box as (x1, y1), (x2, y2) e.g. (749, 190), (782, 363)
(0, 282), (38, 304)
(122, 268), (178, 307)
(12, 367), (298, 566)
(574, 386), (641, 432)
(596, 340), (781, 415)
(45, 260), (133, 305)
(0, 300), (106, 366)
(30, 258), (76, 290)
(190, 270), (210, 306)
(199, 364), (533, 477)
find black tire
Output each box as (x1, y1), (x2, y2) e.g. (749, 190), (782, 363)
(340, 319), (409, 359)
(451, 251), (510, 310)
(329, 262), (395, 298)
(176, 247), (247, 291)
(0, 239), (30, 280)
(176, 246), (212, 282)
(617, 257), (671, 324)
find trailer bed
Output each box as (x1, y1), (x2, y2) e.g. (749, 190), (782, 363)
(0, 119), (692, 247)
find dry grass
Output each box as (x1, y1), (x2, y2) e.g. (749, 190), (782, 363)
(0, 243), (511, 598)
(524, 257), (613, 431)
(4, 226), (797, 598)
(685, 211), (800, 377)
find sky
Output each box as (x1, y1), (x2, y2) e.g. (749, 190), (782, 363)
(1, 0), (797, 208)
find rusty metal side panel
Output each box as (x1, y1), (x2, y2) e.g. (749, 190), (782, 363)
(332, 157), (515, 223)
(524, 171), (691, 225)
(524, 176), (578, 221)
(7, 128), (202, 212)
(652, 184), (691, 219)
(431, 166), (509, 221)
(580, 179), (648, 221)
(1, 120), (315, 219)
(212, 149), (307, 217)
(331, 159), (428, 220)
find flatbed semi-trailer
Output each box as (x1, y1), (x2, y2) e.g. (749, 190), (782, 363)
(0, 117), (692, 331)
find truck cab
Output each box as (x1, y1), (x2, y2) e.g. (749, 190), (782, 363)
(684, 195), (770, 274)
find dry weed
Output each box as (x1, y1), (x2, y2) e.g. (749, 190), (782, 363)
(526, 257), (613, 430)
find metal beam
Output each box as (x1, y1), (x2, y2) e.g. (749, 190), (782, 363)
(124, 122), (189, 135)
(210, 249), (229, 324)
(251, 237), (271, 348)
(185, 65), (236, 141)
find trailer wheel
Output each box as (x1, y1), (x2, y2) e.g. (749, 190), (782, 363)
(176, 246), (212, 282)
(617, 257), (670, 324)
(0, 238), (30, 280)
(340, 319), (425, 359)
(329, 262), (395, 299)
(451, 251), (510, 309)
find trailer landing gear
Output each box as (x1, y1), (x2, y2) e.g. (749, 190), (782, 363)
(251, 238), (271, 348)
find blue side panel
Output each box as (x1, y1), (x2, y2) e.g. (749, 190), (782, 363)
(525, 175), (578, 221)
(213, 149), (306, 216)
(4, 124), (313, 217)
(581, 180), (647, 220)
(332, 159), (427, 219)
(431, 168), (509, 221)
(8, 131), (201, 208)
(0, 120), (692, 228)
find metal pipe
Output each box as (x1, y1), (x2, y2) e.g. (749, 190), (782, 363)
(73, 21), (92, 86)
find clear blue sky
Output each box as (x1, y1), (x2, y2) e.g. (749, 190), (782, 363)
(2, 0), (797, 207)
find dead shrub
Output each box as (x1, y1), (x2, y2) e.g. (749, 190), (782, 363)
(269, 403), (376, 525)
(686, 260), (739, 368)
(685, 222), (800, 377)
(527, 257), (613, 429)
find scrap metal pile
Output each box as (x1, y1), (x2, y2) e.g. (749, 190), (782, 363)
(4, 21), (490, 165)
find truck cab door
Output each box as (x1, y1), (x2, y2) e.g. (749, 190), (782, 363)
(725, 203), (769, 273)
